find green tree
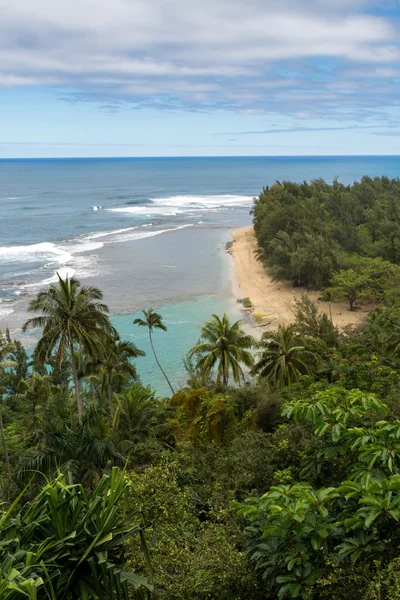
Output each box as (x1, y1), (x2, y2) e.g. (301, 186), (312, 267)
(252, 325), (317, 386)
(236, 389), (395, 600)
(0, 345), (17, 474)
(134, 309), (175, 395)
(293, 294), (339, 347)
(23, 274), (112, 423)
(16, 390), (124, 484)
(188, 314), (254, 387)
(17, 372), (52, 435)
(113, 384), (165, 445)
(326, 268), (372, 311)
(89, 333), (145, 416)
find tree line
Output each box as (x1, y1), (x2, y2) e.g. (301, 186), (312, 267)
(252, 176), (400, 310)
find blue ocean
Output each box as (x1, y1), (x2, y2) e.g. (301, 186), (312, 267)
(1, 156), (399, 393)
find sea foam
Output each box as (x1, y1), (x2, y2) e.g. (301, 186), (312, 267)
(0, 242), (73, 264)
(106, 194), (253, 217)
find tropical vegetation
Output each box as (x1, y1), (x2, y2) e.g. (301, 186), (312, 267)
(4, 178), (400, 598)
(252, 177), (400, 310)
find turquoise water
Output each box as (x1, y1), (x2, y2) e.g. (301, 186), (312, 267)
(112, 294), (243, 396)
(1, 156), (399, 393)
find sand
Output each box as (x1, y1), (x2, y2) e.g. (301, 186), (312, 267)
(231, 225), (368, 330)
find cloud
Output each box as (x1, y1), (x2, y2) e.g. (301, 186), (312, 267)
(215, 125), (394, 136)
(0, 0), (399, 118)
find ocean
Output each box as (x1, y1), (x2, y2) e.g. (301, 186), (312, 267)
(1, 155), (399, 393)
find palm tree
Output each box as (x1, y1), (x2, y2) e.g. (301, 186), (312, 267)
(23, 274), (112, 424)
(0, 346), (17, 474)
(113, 384), (160, 445)
(88, 333), (145, 416)
(252, 324), (317, 386)
(17, 372), (52, 435)
(0, 382), (10, 474)
(16, 390), (125, 484)
(134, 308), (175, 394)
(188, 313), (255, 387)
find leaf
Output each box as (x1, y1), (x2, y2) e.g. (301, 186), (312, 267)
(363, 509), (381, 528)
(332, 424), (342, 442)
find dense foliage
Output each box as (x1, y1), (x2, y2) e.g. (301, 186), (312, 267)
(252, 177), (400, 308)
(4, 177), (400, 598)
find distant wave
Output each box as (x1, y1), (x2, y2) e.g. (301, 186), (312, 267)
(124, 199), (152, 206)
(0, 242), (73, 265)
(106, 194), (253, 217)
(107, 206), (182, 217)
(105, 223), (193, 244)
(0, 306), (14, 318)
(20, 266), (77, 290)
(0, 224), (193, 301)
(85, 226), (141, 240)
(0, 240), (103, 265)
(151, 194), (253, 208)
(0, 239), (103, 299)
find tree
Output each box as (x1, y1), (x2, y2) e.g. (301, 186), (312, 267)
(88, 333), (145, 416)
(293, 294), (339, 347)
(326, 268), (372, 311)
(235, 389), (399, 600)
(188, 314), (255, 387)
(252, 324), (317, 386)
(0, 344), (17, 474)
(0, 379), (10, 474)
(133, 308), (175, 395)
(23, 274), (112, 423)
(17, 372), (52, 435)
(16, 390), (124, 484)
(113, 384), (162, 444)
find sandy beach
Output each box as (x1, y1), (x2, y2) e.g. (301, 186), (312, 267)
(231, 225), (368, 330)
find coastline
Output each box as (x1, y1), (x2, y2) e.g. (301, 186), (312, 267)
(230, 225), (367, 330)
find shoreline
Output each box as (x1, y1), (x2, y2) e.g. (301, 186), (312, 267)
(230, 225), (367, 330)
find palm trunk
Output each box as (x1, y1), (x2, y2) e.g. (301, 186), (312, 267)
(32, 399), (38, 435)
(107, 377), (114, 417)
(149, 331), (175, 395)
(0, 411), (10, 474)
(328, 302), (333, 324)
(70, 340), (83, 424)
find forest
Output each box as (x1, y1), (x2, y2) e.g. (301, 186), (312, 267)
(252, 176), (400, 309)
(3, 177), (400, 599)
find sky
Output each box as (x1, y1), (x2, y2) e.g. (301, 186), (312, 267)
(0, 0), (400, 157)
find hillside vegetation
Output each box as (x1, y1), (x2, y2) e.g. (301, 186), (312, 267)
(3, 178), (400, 598)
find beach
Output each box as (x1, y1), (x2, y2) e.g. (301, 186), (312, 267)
(231, 225), (367, 330)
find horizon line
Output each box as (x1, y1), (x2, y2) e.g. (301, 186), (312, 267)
(0, 154), (400, 161)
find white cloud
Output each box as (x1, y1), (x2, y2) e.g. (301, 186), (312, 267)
(0, 0), (399, 116)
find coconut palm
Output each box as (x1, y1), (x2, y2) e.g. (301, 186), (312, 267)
(23, 274), (112, 424)
(252, 324), (317, 386)
(113, 384), (161, 446)
(188, 313), (255, 387)
(134, 308), (175, 394)
(87, 333), (145, 416)
(17, 372), (52, 435)
(0, 347), (17, 474)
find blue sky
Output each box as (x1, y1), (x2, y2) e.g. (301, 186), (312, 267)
(1, 0), (400, 157)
